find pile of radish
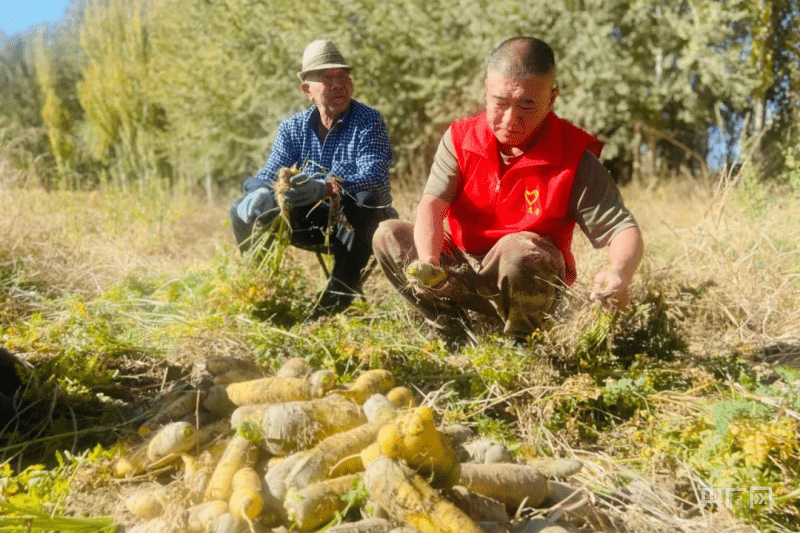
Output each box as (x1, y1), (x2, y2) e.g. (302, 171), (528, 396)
(115, 357), (587, 533)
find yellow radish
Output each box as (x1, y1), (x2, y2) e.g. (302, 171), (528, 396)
(260, 397), (366, 456)
(275, 357), (310, 378)
(376, 406), (461, 489)
(283, 474), (359, 531)
(406, 260), (447, 287)
(185, 500), (229, 533)
(386, 386), (416, 409)
(210, 513), (246, 533)
(341, 369), (395, 404)
(229, 466), (263, 520)
(205, 435), (258, 502)
(363, 394), (398, 423)
(146, 421), (197, 462)
(124, 488), (166, 520)
(363, 456), (484, 533)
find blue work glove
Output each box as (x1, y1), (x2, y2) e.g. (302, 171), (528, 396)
(284, 173), (328, 207)
(236, 188), (272, 223)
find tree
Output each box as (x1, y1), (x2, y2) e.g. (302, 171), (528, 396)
(77, 0), (167, 191)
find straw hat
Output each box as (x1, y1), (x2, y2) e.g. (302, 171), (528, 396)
(297, 40), (351, 80)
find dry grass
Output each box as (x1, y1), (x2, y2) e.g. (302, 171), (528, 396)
(0, 187), (232, 295)
(620, 179), (799, 352)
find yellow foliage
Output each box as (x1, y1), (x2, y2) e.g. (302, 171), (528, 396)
(730, 418), (796, 467)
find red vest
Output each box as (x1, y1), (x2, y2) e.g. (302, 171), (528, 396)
(448, 112), (602, 285)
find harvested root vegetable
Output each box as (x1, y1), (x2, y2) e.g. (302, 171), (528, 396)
(183, 452), (214, 503)
(444, 486), (509, 525)
(276, 357), (310, 378)
(285, 417), (391, 490)
(229, 467), (264, 520)
(261, 452), (305, 526)
(459, 439), (513, 464)
(225, 376), (322, 406)
(363, 456), (484, 533)
(376, 406), (461, 489)
(114, 445), (148, 478)
(230, 403), (270, 428)
(181, 453), (200, 477)
(360, 442), (381, 466)
(386, 387), (416, 409)
(124, 488), (166, 520)
(186, 500), (229, 533)
(274, 165), (300, 219)
(114, 420), (214, 478)
(210, 513), (246, 533)
(265, 451), (309, 502)
(406, 260), (447, 287)
(261, 397), (366, 455)
(139, 390), (202, 435)
(363, 394), (398, 423)
(309, 369), (337, 397)
(526, 458), (582, 479)
(283, 474), (359, 531)
(458, 463), (549, 510)
(205, 435), (258, 501)
(326, 517), (392, 533)
(328, 454), (365, 478)
(146, 421), (197, 462)
(342, 369), (395, 404)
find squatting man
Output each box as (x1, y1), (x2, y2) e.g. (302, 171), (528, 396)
(372, 36), (644, 347)
(231, 40), (395, 319)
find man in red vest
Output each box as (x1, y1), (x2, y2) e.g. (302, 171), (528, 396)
(372, 36), (644, 347)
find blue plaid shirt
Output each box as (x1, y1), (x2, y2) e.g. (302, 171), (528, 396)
(253, 99), (393, 207)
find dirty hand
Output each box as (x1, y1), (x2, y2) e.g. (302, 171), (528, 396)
(236, 188), (272, 223)
(589, 269), (631, 309)
(284, 173), (327, 207)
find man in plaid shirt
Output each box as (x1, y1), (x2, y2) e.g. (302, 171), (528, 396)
(231, 40), (394, 318)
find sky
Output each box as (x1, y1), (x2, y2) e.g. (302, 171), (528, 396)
(1, 1), (72, 36)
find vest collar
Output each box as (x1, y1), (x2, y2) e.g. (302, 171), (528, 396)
(462, 112), (565, 167)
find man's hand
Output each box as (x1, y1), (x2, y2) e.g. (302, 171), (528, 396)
(236, 188), (272, 223)
(591, 226), (643, 310)
(406, 260), (448, 287)
(589, 269), (631, 309)
(406, 260), (452, 297)
(284, 173), (328, 207)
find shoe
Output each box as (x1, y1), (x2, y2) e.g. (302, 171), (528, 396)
(441, 329), (477, 351)
(512, 336), (528, 347)
(307, 282), (357, 321)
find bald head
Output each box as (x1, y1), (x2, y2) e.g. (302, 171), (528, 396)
(486, 37), (556, 81)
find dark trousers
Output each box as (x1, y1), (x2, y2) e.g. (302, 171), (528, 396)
(230, 178), (393, 313)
